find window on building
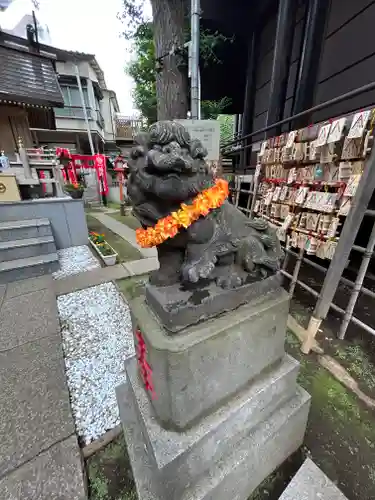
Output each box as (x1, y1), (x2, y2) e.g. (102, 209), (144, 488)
(55, 85), (91, 118)
(94, 93), (100, 111)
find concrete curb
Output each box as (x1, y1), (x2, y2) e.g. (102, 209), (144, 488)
(53, 257), (159, 296)
(82, 425), (123, 459)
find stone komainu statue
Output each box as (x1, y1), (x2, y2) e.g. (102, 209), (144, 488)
(127, 121), (284, 289)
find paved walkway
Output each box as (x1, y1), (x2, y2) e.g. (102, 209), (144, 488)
(89, 212), (157, 259)
(0, 209), (160, 498)
(0, 276), (86, 499)
(0, 249), (159, 499)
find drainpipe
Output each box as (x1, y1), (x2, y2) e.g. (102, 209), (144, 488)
(74, 63), (102, 204)
(74, 63), (95, 155)
(292, 0), (331, 127)
(240, 30), (257, 171)
(190, 0), (200, 119)
(266, 0), (298, 137)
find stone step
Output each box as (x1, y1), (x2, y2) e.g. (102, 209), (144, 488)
(0, 236), (56, 262)
(0, 218), (52, 242)
(0, 253), (59, 284)
(279, 458), (349, 500)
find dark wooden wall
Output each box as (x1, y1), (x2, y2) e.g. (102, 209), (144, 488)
(313, 0), (375, 121)
(201, 0), (375, 133)
(251, 0), (375, 136)
(252, 1), (306, 140)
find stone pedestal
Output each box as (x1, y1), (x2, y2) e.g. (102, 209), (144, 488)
(117, 287), (311, 500)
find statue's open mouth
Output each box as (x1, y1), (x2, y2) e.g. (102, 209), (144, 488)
(146, 165), (196, 179)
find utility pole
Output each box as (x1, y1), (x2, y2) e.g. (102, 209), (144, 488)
(74, 63), (101, 204)
(190, 0), (200, 119)
(74, 64), (95, 155)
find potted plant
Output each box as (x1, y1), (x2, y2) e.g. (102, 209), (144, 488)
(89, 231), (118, 266)
(64, 182), (84, 199)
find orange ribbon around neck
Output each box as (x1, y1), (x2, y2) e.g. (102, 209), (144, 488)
(136, 178), (229, 248)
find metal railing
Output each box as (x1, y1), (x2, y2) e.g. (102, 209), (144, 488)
(54, 106), (93, 120)
(221, 81), (375, 154)
(26, 148), (57, 164)
(116, 116), (143, 140)
(222, 82), (375, 352)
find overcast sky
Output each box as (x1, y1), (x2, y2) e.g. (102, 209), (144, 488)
(0, 0), (152, 115)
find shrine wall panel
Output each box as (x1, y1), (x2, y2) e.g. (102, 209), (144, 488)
(282, 98), (294, 132)
(258, 16), (277, 58)
(251, 1), (306, 136)
(254, 83), (271, 117)
(325, 0), (375, 37)
(252, 111), (267, 142)
(313, 55), (375, 123)
(318, 1), (375, 83)
(255, 50), (274, 90)
(313, 0), (375, 122)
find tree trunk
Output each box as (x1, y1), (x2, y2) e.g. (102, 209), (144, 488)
(150, 0), (189, 121)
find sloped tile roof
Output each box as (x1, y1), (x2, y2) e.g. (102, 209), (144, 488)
(0, 45), (64, 107)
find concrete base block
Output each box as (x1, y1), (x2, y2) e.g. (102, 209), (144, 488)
(279, 458), (349, 500)
(130, 289), (290, 430)
(117, 357), (311, 500)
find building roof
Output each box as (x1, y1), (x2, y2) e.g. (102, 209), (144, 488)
(0, 32), (107, 89)
(40, 46), (107, 89)
(0, 42), (64, 107)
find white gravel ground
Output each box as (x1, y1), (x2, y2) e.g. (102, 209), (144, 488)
(57, 282), (135, 444)
(53, 245), (100, 280)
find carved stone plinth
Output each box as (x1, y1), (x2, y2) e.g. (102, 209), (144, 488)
(116, 289), (311, 500)
(145, 273), (282, 333)
(130, 288), (289, 430)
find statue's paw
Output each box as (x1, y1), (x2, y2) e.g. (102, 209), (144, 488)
(216, 274), (243, 289)
(182, 256), (216, 283)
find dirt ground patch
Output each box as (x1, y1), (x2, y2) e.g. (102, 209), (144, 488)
(87, 435), (137, 500)
(250, 329), (375, 499)
(116, 275), (150, 301)
(290, 296), (375, 400)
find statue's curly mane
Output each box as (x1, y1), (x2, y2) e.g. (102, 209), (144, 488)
(148, 121), (191, 147)
(128, 121), (213, 226)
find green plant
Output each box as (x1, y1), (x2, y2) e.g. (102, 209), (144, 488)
(89, 465), (109, 500)
(89, 232), (115, 256)
(64, 182), (84, 192)
(126, 18), (233, 124)
(127, 23), (157, 125)
(201, 97), (232, 120)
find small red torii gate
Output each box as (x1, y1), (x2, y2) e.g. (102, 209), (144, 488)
(56, 149), (109, 194)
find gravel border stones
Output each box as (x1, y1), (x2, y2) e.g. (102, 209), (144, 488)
(53, 245), (100, 280)
(57, 282), (134, 444)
